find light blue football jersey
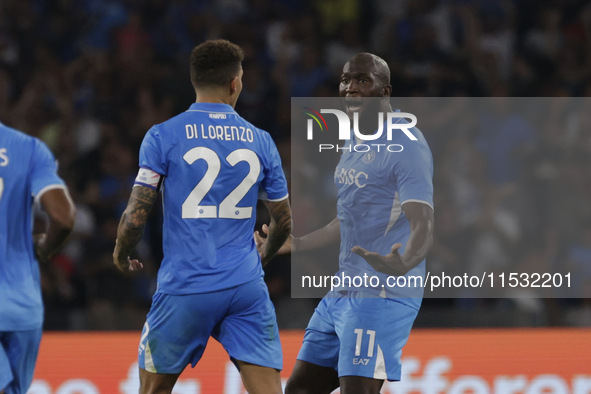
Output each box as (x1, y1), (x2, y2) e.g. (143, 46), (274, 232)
(333, 122), (433, 310)
(0, 123), (65, 330)
(139, 103), (288, 294)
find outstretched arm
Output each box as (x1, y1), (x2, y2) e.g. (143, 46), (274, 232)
(352, 202), (433, 276)
(257, 198), (292, 265)
(294, 217), (340, 252)
(255, 216), (341, 255)
(113, 185), (158, 272)
(35, 188), (76, 263)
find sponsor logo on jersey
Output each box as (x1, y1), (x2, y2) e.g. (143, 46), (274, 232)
(335, 167), (368, 188)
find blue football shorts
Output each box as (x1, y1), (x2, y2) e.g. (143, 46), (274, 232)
(297, 291), (419, 381)
(0, 328), (43, 394)
(138, 277), (282, 373)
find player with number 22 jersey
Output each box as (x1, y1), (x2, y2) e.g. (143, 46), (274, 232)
(136, 104), (288, 375)
(114, 40), (291, 393)
(139, 103), (288, 295)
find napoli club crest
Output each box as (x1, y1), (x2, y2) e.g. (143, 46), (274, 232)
(362, 150), (376, 164)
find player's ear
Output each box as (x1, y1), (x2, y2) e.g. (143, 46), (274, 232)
(230, 66), (243, 94)
(383, 84), (392, 97)
(230, 76), (238, 94)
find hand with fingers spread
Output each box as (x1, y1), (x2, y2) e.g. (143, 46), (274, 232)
(351, 243), (410, 276)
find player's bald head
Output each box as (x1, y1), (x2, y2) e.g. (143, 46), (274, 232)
(345, 52), (391, 85)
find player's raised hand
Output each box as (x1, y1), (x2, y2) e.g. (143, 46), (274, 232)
(113, 255), (144, 273)
(351, 243), (409, 276)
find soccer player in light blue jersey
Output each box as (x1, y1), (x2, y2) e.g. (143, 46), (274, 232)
(257, 53), (434, 393)
(113, 40), (292, 394)
(0, 124), (76, 394)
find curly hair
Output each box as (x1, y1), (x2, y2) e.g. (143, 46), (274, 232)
(190, 39), (244, 88)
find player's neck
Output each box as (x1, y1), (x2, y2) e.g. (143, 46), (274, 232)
(194, 90), (236, 108)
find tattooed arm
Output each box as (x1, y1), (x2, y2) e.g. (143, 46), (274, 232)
(113, 185), (159, 272)
(257, 198), (292, 266)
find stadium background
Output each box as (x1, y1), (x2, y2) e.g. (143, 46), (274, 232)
(1, 0), (590, 392)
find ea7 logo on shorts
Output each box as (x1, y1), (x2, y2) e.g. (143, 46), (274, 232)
(353, 358), (370, 366)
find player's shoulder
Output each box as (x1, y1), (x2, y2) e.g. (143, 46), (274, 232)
(0, 123), (38, 150)
(217, 110), (274, 149)
(150, 111), (187, 134)
(387, 111), (429, 145)
(408, 127), (431, 153)
(386, 125), (430, 155)
(382, 125), (432, 171)
(241, 117), (272, 140)
(1, 122), (26, 140)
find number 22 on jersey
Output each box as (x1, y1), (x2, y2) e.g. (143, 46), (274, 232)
(182, 147), (260, 220)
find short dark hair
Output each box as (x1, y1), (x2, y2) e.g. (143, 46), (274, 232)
(190, 39), (244, 88)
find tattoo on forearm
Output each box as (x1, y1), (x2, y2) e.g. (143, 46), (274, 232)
(264, 200), (292, 260)
(269, 202), (292, 232)
(116, 186), (158, 257)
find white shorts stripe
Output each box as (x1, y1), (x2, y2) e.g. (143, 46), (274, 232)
(373, 344), (387, 380)
(144, 340), (156, 373)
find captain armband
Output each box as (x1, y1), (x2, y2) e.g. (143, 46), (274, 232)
(134, 168), (164, 191)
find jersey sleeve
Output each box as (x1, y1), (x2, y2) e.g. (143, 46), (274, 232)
(139, 126), (167, 176)
(31, 139), (65, 201)
(392, 134), (434, 209)
(259, 133), (289, 201)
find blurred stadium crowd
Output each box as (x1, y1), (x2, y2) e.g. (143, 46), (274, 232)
(1, 0), (590, 330)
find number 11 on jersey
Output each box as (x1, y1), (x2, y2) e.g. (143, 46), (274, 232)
(354, 328), (376, 358)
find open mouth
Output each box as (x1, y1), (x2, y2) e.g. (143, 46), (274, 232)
(344, 97), (363, 112)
